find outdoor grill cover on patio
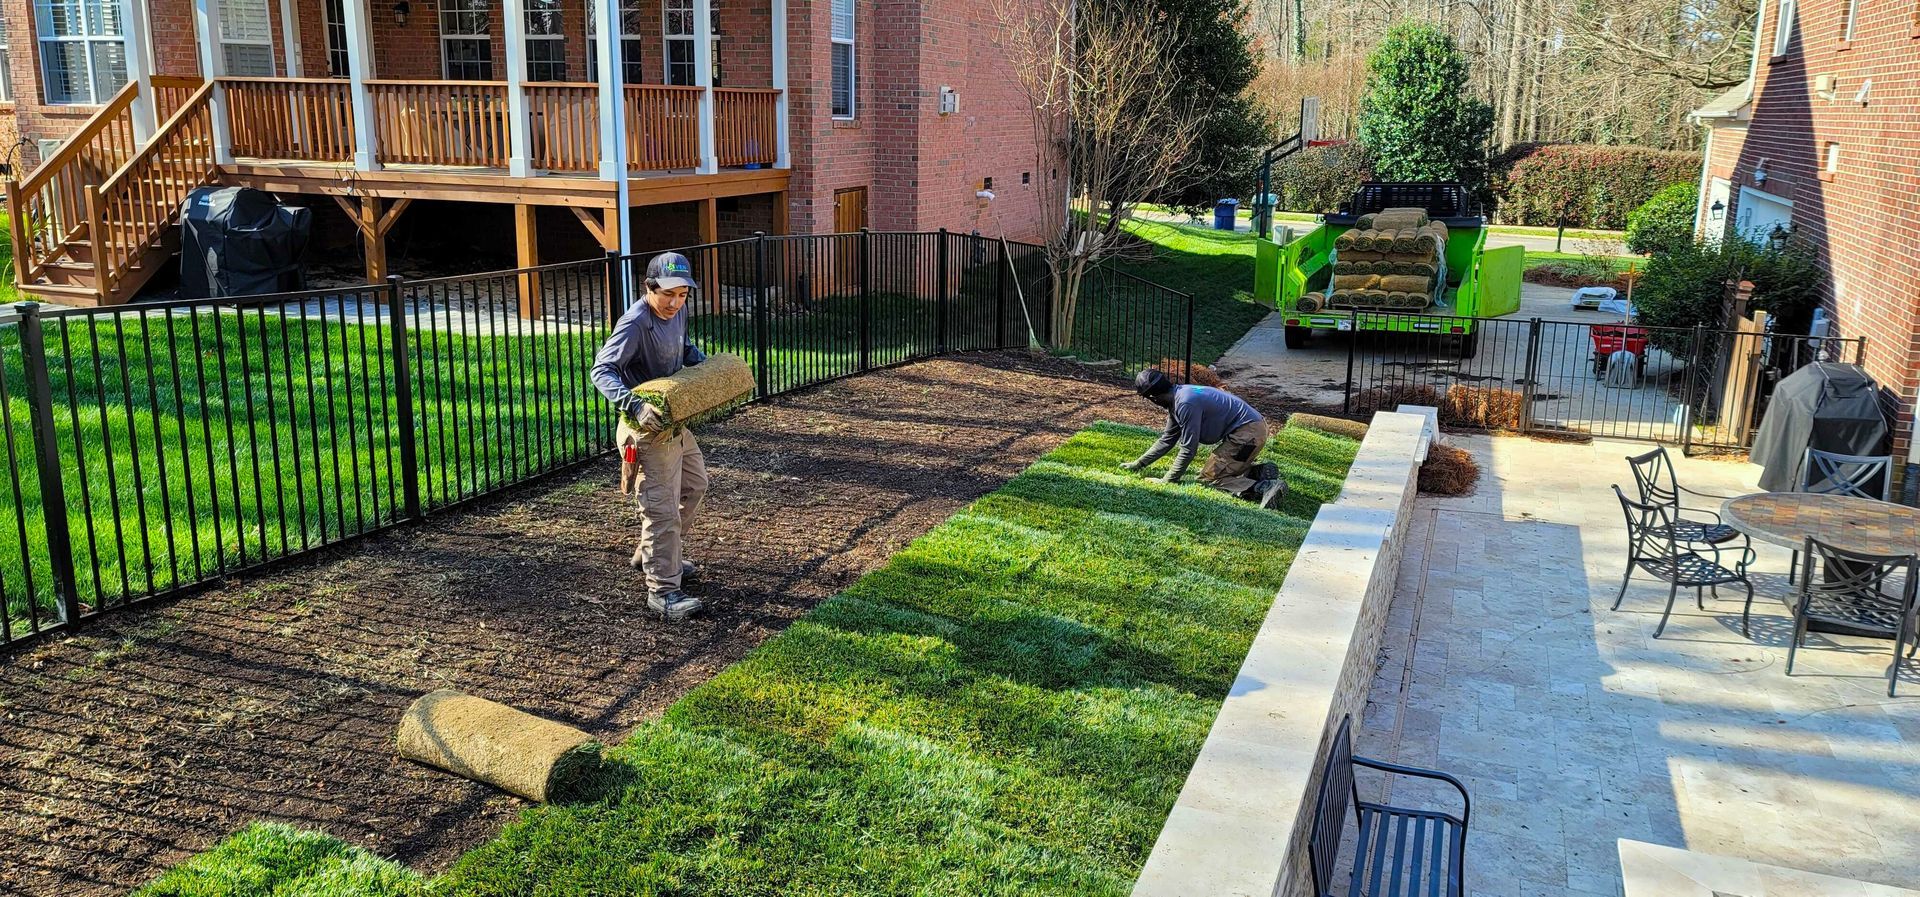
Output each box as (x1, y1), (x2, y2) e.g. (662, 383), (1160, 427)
(179, 186), (311, 299)
(1748, 362), (1888, 491)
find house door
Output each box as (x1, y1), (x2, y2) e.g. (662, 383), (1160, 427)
(1735, 187), (1793, 243)
(833, 187), (868, 233)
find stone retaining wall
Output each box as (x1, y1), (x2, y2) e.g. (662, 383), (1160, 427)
(1132, 409), (1432, 897)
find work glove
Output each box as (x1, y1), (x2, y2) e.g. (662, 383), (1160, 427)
(621, 397), (666, 433)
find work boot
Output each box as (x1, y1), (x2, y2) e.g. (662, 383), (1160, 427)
(648, 590), (705, 621)
(1258, 477), (1289, 509)
(1254, 461), (1279, 482)
(629, 551), (697, 581)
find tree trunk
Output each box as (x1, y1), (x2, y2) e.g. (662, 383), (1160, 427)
(1292, 0), (1307, 62)
(1497, 0), (1529, 147)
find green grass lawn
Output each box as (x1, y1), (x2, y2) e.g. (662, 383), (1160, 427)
(1521, 250), (1643, 275)
(136, 420), (1362, 897)
(1109, 219), (1270, 365)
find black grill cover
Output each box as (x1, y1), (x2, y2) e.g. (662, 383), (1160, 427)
(1748, 362), (1889, 492)
(179, 186), (311, 299)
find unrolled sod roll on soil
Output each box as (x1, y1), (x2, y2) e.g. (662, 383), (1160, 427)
(1287, 412), (1370, 440)
(395, 689), (602, 803)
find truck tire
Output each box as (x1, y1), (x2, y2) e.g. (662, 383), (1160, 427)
(1458, 330), (1479, 359)
(1284, 325), (1311, 350)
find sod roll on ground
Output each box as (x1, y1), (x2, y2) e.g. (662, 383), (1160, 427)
(135, 422), (1361, 897)
(394, 690), (601, 803)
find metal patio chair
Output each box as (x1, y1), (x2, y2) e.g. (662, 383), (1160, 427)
(1787, 538), (1919, 697)
(1626, 447), (1746, 548)
(1789, 449), (1895, 578)
(1613, 485), (1758, 638)
(1308, 715), (1470, 897)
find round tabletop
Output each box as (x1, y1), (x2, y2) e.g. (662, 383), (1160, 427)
(1721, 492), (1920, 556)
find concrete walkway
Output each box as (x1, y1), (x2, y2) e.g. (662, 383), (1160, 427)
(1357, 435), (1920, 896)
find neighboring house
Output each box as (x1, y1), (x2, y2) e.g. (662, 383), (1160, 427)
(1691, 0), (1920, 469)
(0, 0), (1061, 305)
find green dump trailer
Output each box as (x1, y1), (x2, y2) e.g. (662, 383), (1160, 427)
(1254, 182), (1525, 357)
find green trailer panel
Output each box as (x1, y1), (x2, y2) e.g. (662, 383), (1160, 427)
(1264, 220), (1517, 331)
(1474, 244), (1525, 318)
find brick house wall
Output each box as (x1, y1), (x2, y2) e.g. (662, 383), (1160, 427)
(1724, 0), (1920, 462)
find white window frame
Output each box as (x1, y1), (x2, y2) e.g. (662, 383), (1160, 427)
(323, 0), (348, 77)
(830, 0), (854, 118)
(662, 0), (719, 86)
(220, 0), (276, 76)
(1824, 141), (1841, 173)
(33, 0), (126, 105)
(439, 0), (493, 81)
(587, 0), (647, 83)
(525, 0), (565, 81)
(1773, 0), (1796, 56)
(1841, 0), (1862, 40)
(0, 15), (14, 102)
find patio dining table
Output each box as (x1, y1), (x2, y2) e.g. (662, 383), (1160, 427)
(1721, 491), (1920, 637)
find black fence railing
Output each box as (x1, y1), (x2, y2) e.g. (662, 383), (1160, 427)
(0, 231), (1189, 648)
(1338, 312), (1867, 450)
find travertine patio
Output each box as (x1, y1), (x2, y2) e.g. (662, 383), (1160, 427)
(1358, 434), (1920, 896)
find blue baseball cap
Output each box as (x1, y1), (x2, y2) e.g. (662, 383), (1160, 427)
(646, 252), (696, 291)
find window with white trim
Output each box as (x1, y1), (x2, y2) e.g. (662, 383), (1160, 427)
(1841, 0), (1862, 40)
(525, 0), (565, 80)
(33, 0), (126, 104)
(0, 15), (14, 102)
(439, 0), (493, 81)
(323, 0), (348, 77)
(587, 0), (647, 84)
(1773, 0), (1796, 55)
(1824, 141), (1840, 173)
(831, 0), (854, 117)
(220, 0), (275, 76)
(662, 0), (719, 86)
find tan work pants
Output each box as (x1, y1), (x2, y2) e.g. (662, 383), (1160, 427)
(1199, 420), (1267, 497)
(618, 422), (708, 594)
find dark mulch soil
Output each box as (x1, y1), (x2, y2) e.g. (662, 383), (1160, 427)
(0, 353), (1155, 897)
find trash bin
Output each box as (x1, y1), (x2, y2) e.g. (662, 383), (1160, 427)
(1213, 198), (1240, 230)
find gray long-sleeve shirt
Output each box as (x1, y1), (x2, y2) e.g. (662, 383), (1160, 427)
(592, 299), (707, 405)
(1136, 385), (1265, 480)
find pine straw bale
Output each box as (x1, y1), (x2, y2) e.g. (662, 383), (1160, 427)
(1419, 442), (1480, 496)
(1353, 382), (1447, 415)
(1286, 412), (1370, 440)
(1443, 384), (1526, 431)
(395, 690), (602, 803)
(1154, 358), (1224, 387)
(625, 353), (756, 430)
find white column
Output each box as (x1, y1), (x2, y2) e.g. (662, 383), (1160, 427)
(191, 0), (234, 164)
(771, 0), (788, 169)
(692, 0), (716, 173)
(503, 0), (533, 176)
(121, 0), (156, 141)
(340, 0), (380, 170)
(592, 0), (632, 253)
(278, 0), (303, 76)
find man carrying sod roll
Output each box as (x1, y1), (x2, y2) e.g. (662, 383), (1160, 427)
(1121, 369), (1287, 509)
(592, 252), (709, 621)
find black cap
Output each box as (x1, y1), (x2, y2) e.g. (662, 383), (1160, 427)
(1134, 368), (1174, 397)
(645, 252), (696, 291)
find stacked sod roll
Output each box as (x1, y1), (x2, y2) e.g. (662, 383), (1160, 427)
(1298, 207), (1449, 314)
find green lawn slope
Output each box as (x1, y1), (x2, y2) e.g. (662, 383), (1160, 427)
(136, 421), (1360, 897)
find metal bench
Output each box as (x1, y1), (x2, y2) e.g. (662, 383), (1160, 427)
(1308, 715), (1471, 897)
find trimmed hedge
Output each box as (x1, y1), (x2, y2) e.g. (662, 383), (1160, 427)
(1492, 143), (1701, 228)
(1272, 143), (1373, 213)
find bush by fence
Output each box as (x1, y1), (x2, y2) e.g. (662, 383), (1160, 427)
(1492, 143), (1701, 228)
(1271, 143), (1373, 214)
(0, 232), (1190, 649)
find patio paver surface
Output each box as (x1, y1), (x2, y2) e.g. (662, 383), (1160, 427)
(1358, 434), (1920, 896)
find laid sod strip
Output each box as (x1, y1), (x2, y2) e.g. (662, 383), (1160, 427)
(136, 421), (1360, 897)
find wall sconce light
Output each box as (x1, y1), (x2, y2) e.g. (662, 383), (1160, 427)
(392, 0), (410, 25)
(1709, 199), (1725, 220)
(1752, 166), (1768, 186)
(1767, 223), (1794, 251)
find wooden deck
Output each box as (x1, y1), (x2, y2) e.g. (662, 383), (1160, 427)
(221, 158), (787, 209)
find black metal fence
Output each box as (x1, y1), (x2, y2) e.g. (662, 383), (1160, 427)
(1339, 312), (1867, 449)
(0, 231), (1189, 648)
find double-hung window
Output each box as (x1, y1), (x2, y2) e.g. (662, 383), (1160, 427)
(220, 0), (276, 76)
(0, 15), (14, 102)
(586, 0), (647, 83)
(662, 0), (719, 86)
(831, 0), (854, 118)
(34, 0), (125, 105)
(525, 0), (565, 80)
(440, 0), (493, 80)
(323, 0), (348, 76)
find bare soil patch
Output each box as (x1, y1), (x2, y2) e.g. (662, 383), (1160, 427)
(0, 353), (1153, 897)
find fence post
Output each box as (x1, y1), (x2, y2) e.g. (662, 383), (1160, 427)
(858, 228), (872, 371)
(1520, 317), (1542, 434)
(995, 239), (1009, 349)
(1343, 311), (1358, 415)
(1183, 291), (1194, 384)
(15, 302), (81, 625)
(936, 228), (950, 354)
(1680, 323), (1707, 455)
(386, 276), (424, 521)
(752, 232), (771, 397)
(604, 249), (623, 326)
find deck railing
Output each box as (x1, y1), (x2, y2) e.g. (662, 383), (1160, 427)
(221, 77), (356, 162)
(91, 82), (221, 295)
(715, 88), (779, 167)
(369, 80), (511, 168)
(626, 85), (703, 170)
(151, 74), (206, 122)
(526, 83), (601, 173)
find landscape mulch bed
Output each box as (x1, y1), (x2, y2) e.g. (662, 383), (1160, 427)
(0, 352), (1157, 897)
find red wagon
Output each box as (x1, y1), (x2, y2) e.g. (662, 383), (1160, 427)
(1589, 324), (1649, 380)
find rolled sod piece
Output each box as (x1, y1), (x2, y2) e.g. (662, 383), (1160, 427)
(1370, 208), (1428, 231)
(624, 353), (756, 431)
(1296, 292), (1324, 313)
(1389, 230), (1421, 253)
(1333, 273), (1379, 291)
(1413, 221), (1449, 254)
(1339, 249), (1387, 262)
(1334, 230), (1361, 252)
(1379, 274), (1433, 294)
(1288, 412), (1369, 440)
(1356, 214), (1377, 230)
(396, 689), (601, 803)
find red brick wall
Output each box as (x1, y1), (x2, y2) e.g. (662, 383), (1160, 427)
(1733, 0), (1920, 460)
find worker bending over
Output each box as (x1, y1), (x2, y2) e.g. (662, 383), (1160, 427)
(592, 252), (709, 621)
(1122, 369), (1286, 508)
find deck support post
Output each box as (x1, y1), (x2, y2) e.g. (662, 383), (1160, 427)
(340, 0), (381, 171)
(190, 0), (234, 163)
(693, 0), (718, 174)
(592, 0), (633, 257)
(360, 196), (386, 282)
(503, 0), (534, 177)
(515, 204), (541, 318)
(771, 0), (789, 169)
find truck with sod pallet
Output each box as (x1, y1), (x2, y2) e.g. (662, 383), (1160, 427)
(1254, 182), (1525, 357)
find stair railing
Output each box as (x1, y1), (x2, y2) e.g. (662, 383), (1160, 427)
(5, 82), (144, 284)
(90, 81), (220, 297)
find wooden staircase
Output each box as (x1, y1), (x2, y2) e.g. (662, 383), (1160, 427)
(6, 77), (216, 306)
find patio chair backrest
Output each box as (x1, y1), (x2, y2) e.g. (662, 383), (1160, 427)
(1799, 449), (1893, 501)
(1801, 537), (1918, 610)
(1307, 715), (1358, 897)
(1626, 447), (1680, 511)
(1614, 484), (1678, 562)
